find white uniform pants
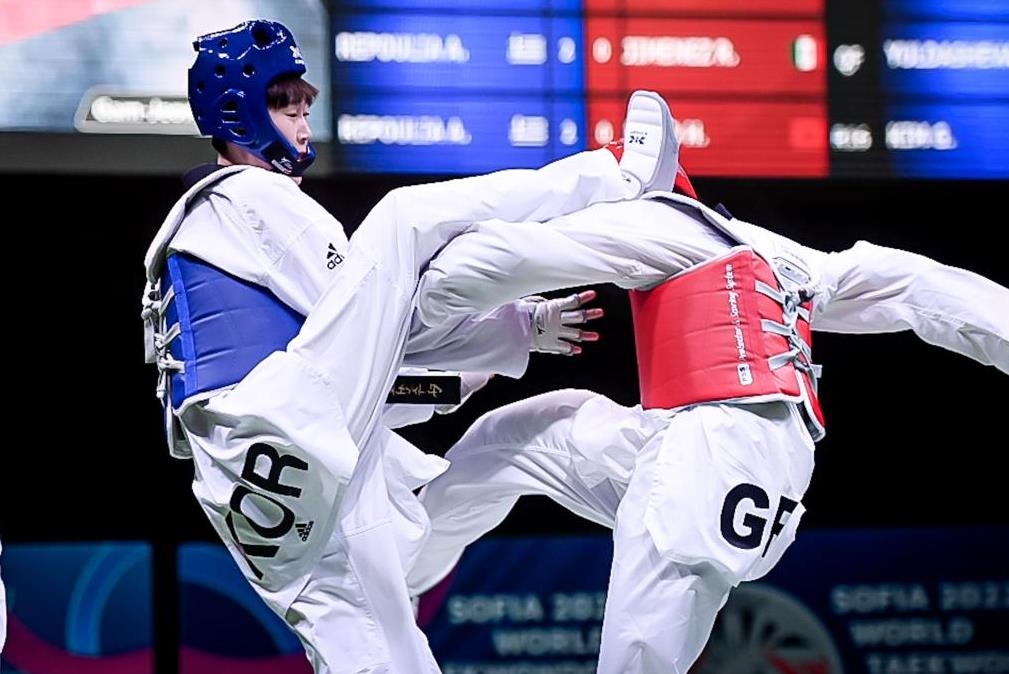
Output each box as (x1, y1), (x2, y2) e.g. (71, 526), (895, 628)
(183, 149), (631, 674)
(411, 388), (816, 674)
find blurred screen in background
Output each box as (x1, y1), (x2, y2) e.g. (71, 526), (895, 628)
(1, 0), (1006, 178)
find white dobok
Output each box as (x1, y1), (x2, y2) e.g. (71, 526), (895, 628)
(406, 190), (1009, 674)
(141, 148), (638, 674)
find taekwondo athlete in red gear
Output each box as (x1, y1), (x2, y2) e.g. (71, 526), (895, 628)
(406, 103), (1009, 674)
(140, 18), (681, 674)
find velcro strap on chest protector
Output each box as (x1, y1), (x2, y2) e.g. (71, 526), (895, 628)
(630, 247), (824, 435)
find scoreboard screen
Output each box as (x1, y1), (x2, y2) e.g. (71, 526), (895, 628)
(0, 0), (1005, 178)
(330, 0), (1008, 178)
(828, 0), (1009, 178)
(331, 0), (828, 176)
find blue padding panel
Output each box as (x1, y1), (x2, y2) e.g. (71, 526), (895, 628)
(163, 253), (305, 409)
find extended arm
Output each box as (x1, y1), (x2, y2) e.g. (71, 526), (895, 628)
(405, 289), (603, 374)
(388, 291), (603, 427)
(813, 241), (1009, 373)
(413, 198), (732, 327)
(404, 303), (535, 376)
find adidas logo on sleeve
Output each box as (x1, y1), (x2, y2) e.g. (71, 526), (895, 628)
(326, 243), (345, 270)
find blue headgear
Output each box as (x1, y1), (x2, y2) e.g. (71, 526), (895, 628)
(188, 19), (316, 176)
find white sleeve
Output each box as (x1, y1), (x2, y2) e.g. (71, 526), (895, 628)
(174, 169), (351, 316)
(403, 302), (532, 378)
(813, 241), (1009, 373)
(382, 402), (436, 429)
(414, 198), (732, 326)
(255, 185), (350, 316)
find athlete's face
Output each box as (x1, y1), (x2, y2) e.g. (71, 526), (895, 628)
(270, 101), (313, 157)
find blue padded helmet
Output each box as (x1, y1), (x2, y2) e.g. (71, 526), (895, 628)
(188, 19), (316, 176)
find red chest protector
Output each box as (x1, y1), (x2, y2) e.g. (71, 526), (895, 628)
(629, 247), (825, 440)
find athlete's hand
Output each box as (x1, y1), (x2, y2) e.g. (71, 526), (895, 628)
(523, 290), (604, 356)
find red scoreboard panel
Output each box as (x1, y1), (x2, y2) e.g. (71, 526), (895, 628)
(585, 18), (826, 96)
(584, 4), (828, 177)
(614, 0), (823, 13)
(589, 99), (827, 177)
(583, 0), (823, 13)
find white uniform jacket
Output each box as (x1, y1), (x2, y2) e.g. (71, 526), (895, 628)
(143, 166), (538, 450)
(415, 191), (1009, 375)
(408, 191), (1008, 674)
(412, 190), (1008, 572)
(139, 149), (634, 674)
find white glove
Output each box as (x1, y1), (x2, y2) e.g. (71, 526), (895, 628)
(523, 289), (604, 356)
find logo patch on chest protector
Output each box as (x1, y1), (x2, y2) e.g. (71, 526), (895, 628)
(725, 263), (750, 367)
(774, 256), (810, 286)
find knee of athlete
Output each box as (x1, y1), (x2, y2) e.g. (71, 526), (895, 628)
(444, 413), (516, 461)
(444, 422), (499, 460)
(448, 398), (555, 457)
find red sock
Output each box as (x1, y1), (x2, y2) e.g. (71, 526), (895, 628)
(673, 164), (698, 199)
(603, 139), (624, 162)
(606, 140), (698, 199)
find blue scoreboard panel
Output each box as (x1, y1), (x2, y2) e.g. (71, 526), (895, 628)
(827, 0), (1009, 178)
(331, 0), (1008, 178)
(330, 0), (832, 177)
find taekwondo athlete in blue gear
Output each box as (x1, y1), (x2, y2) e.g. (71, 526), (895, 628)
(405, 141), (1009, 674)
(141, 18), (681, 674)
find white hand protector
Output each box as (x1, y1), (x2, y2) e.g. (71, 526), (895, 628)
(523, 290), (604, 356)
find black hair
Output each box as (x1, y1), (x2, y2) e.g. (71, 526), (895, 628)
(267, 75), (319, 109)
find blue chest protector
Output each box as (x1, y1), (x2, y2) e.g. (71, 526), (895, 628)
(143, 166), (459, 458)
(161, 252), (304, 410)
(156, 253), (460, 413)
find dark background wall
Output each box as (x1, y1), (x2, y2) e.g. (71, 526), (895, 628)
(2, 171), (1005, 546)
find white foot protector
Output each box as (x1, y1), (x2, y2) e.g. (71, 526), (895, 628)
(619, 90), (680, 196)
